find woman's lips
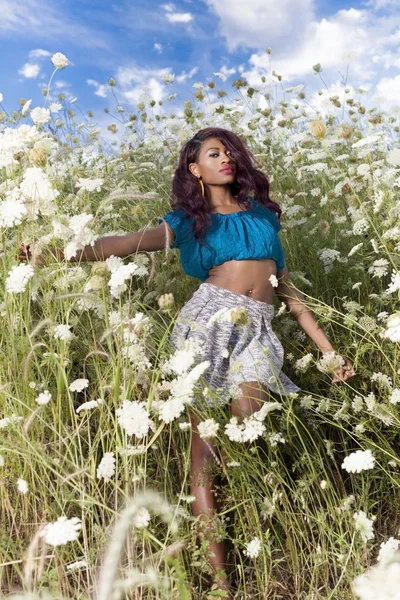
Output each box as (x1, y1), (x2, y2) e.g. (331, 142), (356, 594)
(220, 168), (234, 173)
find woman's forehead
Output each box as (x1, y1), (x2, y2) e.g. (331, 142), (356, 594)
(200, 138), (227, 152)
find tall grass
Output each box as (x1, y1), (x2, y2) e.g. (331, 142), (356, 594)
(0, 57), (399, 599)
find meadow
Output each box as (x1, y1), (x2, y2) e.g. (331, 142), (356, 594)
(0, 53), (399, 599)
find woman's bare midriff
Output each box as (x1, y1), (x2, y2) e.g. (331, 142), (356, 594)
(205, 259), (277, 304)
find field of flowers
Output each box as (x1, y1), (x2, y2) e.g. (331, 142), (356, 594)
(0, 53), (400, 599)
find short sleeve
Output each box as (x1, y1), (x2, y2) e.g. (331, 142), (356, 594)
(276, 237), (285, 271)
(158, 211), (187, 249)
(269, 210), (282, 232)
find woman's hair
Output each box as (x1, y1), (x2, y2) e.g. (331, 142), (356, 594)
(171, 126), (282, 245)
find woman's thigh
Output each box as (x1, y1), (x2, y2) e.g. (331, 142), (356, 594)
(231, 381), (272, 421)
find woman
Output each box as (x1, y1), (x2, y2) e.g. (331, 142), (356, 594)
(20, 127), (355, 595)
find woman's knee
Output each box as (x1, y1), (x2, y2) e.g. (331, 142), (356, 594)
(231, 381), (271, 420)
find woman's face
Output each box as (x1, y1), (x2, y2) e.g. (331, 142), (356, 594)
(189, 137), (236, 185)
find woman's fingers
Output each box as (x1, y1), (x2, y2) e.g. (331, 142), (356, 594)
(332, 357), (355, 383)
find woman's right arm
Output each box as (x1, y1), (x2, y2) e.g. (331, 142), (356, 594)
(19, 222), (176, 264)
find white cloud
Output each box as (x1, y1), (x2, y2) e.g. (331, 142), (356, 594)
(220, 66), (236, 78)
(87, 79), (108, 98)
(29, 48), (51, 59)
(116, 65), (167, 106)
(376, 74), (400, 104)
(176, 66), (199, 83)
(166, 12), (193, 23)
(161, 2), (193, 23)
(0, 0), (108, 49)
(244, 8), (397, 85)
(204, 0), (314, 51)
(18, 62), (40, 78)
(154, 43), (163, 53)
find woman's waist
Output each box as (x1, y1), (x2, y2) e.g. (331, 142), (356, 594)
(205, 259), (276, 303)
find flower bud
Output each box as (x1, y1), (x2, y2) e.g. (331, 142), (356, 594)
(310, 120), (327, 140)
(158, 293), (175, 310)
(230, 307), (248, 326)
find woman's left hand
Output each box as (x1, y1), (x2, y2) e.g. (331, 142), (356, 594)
(332, 355), (355, 384)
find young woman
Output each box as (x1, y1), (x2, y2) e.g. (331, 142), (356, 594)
(20, 126), (355, 595)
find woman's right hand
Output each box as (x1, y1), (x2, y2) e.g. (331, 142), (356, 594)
(17, 243), (47, 266)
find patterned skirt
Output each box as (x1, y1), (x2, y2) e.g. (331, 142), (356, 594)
(169, 282), (301, 407)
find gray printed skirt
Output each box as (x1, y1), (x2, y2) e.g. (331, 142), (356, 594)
(169, 283), (301, 407)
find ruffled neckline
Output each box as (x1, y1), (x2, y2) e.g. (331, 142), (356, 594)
(210, 197), (256, 218)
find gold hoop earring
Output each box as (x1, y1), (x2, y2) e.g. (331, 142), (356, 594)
(197, 176), (205, 197)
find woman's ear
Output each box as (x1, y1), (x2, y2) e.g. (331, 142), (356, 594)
(188, 163), (199, 177)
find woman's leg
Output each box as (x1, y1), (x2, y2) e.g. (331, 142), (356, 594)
(232, 381), (271, 421)
(189, 410), (230, 591)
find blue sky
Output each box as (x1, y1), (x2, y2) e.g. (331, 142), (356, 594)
(1, 0), (400, 128)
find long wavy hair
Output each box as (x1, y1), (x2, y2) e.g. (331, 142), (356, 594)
(171, 127), (282, 246)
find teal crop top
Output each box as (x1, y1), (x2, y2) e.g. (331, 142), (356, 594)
(158, 197), (285, 282)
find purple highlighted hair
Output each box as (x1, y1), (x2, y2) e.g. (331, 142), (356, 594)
(170, 127), (282, 245)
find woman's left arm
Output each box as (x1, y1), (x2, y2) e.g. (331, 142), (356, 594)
(275, 266), (355, 384)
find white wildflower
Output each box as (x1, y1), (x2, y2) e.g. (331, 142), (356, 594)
(66, 560), (88, 571)
(51, 52), (69, 69)
(159, 397), (185, 424)
(64, 213), (97, 261)
(179, 422), (191, 430)
(378, 537), (400, 562)
(342, 449), (375, 473)
(161, 73), (175, 83)
(348, 243), (363, 257)
(368, 259), (390, 278)
(320, 480), (327, 489)
(353, 510), (375, 543)
(6, 264), (34, 294)
(76, 177), (104, 194)
(352, 218), (370, 236)
(316, 352), (345, 374)
(97, 452), (116, 482)
(30, 107), (51, 125)
(69, 378), (89, 393)
(17, 478), (28, 494)
(197, 418), (219, 439)
(385, 271), (400, 295)
(294, 353), (314, 373)
(108, 263), (138, 298)
(383, 313), (400, 342)
(0, 415), (23, 429)
(76, 399), (103, 413)
(105, 255), (123, 273)
(54, 324), (73, 342)
(390, 389), (400, 405)
(352, 135), (381, 148)
(40, 516), (82, 546)
(244, 537), (261, 558)
(353, 553), (400, 600)
(133, 507), (151, 528)
(387, 148), (400, 167)
(19, 166), (59, 217)
(49, 102), (62, 112)
(0, 455), (4, 467)
(371, 372), (392, 389)
(225, 417), (245, 442)
(267, 432), (286, 447)
(116, 400), (152, 438)
(213, 72), (227, 81)
(269, 274), (278, 287)
(35, 390), (51, 405)
(21, 99), (32, 115)
(242, 419), (266, 443)
(0, 196), (27, 228)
